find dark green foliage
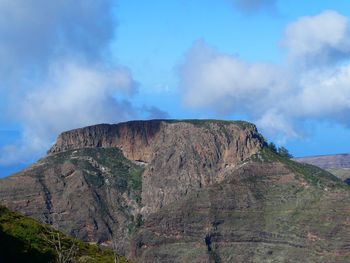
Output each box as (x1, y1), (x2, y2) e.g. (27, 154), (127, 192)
(0, 206), (131, 262)
(277, 146), (293, 158)
(0, 206), (55, 262)
(0, 224), (54, 262)
(266, 142), (293, 158)
(267, 142), (277, 153)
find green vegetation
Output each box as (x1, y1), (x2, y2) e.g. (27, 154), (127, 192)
(46, 148), (144, 204)
(266, 142), (293, 158)
(1, 148), (143, 262)
(164, 119), (255, 129)
(250, 147), (346, 188)
(327, 168), (350, 183)
(277, 146), (293, 158)
(0, 206), (130, 263)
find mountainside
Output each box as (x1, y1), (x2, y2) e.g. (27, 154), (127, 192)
(0, 205), (129, 262)
(131, 148), (350, 262)
(1, 119), (350, 262)
(294, 154), (350, 184)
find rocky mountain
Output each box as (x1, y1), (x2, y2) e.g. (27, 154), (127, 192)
(1, 119), (350, 262)
(294, 154), (350, 184)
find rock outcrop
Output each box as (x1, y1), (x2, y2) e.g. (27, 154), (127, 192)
(131, 159), (350, 262)
(0, 148), (143, 254)
(0, 120), (264, 255)
(1, 119), (350, 262)
(48, 120), (264, 216)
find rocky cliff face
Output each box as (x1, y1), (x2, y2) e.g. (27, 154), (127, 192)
(48, 120), (264, 216)
(1, 119), (350, 263)
(131, 155), (350, 262)
(0, 148), (143, 254)
(0, 120), (264, 254)
(48, 120), (163, 162)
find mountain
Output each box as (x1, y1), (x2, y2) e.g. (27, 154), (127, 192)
(1, 119), (350, 262)
(0, 205), (129, 262)
(294, 154), (350, 184)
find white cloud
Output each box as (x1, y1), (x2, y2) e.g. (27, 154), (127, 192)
(0, 0), (167, 167)
(22, 61), (137, 136)
(295, 65), (350, 119)
(282, 10), (350, 65)
(180, 40), (289, 113)
(179, 11), (350, 143)
(0, 61), (138, 165)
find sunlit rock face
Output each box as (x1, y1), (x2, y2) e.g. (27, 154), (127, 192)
(1, 119), (350, 263)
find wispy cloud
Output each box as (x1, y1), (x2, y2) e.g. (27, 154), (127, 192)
(179, 11), (350, 143)
(141, 106), (170, 119)
(229, 0), (277, 14)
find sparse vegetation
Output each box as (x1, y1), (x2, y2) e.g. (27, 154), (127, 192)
(0, 206), (131, 263)
(250, 146), (346, 188)
(266, 142), (293, 158)
(164, 119), (255, 129)
(45, 148), (144, 203)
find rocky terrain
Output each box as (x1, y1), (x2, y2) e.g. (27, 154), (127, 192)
(0, 119), (350, 262)
(295, 154), (350, 184)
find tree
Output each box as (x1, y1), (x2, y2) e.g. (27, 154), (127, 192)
(42, 230), (78, 263)
(267, 142), (277, 153)
(41, 212), (78, 263)
(277, 146), (293, 158)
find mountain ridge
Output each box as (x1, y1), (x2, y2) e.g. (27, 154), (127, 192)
(1, 119), (350, 262)
(294, 153), (350, 184)
(294, 153), (350, 169)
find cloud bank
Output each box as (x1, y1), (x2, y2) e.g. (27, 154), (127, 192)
(1, 61), (138, 165)
(180, 11), (350, 142)
(0, 1), (164, 166)
(0, 0), (113, 70)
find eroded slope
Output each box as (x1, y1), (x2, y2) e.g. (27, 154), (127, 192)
(131, 150), (350, 263)
(0, 148), (143, 254)
(0, 120), (263, 257)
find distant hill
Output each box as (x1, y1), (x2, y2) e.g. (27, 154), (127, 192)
(294, 154), (350, 169)
(294, 154), (350, 184)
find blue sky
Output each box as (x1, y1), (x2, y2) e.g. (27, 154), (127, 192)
(1, 0), (350, 177)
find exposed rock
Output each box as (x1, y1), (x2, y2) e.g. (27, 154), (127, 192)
(0, 120), (264, 256)
(0, 148), (144, 254)
(1, 119), (349, 262)
(48, 120), (264, 216)
(131, 156), (350, 263)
